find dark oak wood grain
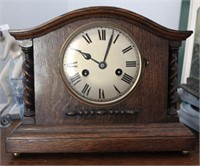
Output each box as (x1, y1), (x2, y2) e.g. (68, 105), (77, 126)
(2, 121), (199, 165)
(6, 122), (195, 153)
(6, 6), (195, 154)
(21, 46), (35, 117)
(9, 7), (192, 125)
(33, 17), (171, 125)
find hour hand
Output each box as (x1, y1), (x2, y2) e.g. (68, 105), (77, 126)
(70, 48), (91, 60)
(70, 48), (100, 64)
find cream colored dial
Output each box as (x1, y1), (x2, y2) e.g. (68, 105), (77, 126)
(60, 22), (142, 106)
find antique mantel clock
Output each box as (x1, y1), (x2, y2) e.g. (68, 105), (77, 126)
(6, 7), (195, 155)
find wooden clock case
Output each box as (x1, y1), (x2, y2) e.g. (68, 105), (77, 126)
(6, 7), (195, 154)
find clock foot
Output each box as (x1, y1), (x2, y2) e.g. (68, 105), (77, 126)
(12, 152), (21, 158)
(182, 151), (190, 155)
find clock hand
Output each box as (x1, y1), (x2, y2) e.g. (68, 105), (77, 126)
(90, 57), (100, 65)
(70, 48), (91, 59)
(70, 48), (100, 64)
(103, 29), (114, 62)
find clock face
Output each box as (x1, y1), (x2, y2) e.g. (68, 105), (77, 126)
(60, 22), (142, 106)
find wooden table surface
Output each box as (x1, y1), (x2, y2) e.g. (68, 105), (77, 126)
(1, 120), (199, 165)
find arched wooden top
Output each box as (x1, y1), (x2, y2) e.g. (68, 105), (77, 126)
(9, 6), (192, 40)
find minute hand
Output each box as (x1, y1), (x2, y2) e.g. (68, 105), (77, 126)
(103, 29), (114, 62)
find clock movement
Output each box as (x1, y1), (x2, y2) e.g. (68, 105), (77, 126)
(6, 7), (195, 155)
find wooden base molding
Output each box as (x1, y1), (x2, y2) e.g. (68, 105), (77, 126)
(6, 123), (195, 153)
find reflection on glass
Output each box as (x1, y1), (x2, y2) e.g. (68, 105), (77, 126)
(190, 8), (200, 81)
(10, 78), (24, 106)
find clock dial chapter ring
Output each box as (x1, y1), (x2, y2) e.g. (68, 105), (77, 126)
(59, 21), (143, 106)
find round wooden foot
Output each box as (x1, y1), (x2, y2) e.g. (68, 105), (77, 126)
(12, 152), (21, 158)
(182, 151), (190, 155)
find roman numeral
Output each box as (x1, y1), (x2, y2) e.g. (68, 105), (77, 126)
(81, 84), (91, 96)
(122, 46), (132, 54)
(99, 89), (105, 99)
(126, 61), (136, 67)
(121, 73), (134, 84)
(98, 29), (106, 40)
(70, 73), (81, 85)
(113, 33), (120, 44)
(82, 33), (92, 44)
(66, 62), (78, 68)
(113, 85), (121, 94)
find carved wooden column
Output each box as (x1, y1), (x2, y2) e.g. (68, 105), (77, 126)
(19, 40), (35, 123)
(168, 41), (181, 115)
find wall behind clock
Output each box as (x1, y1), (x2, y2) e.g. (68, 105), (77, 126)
(0, 0), (181, 29)
(0, 0), (182, 103)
